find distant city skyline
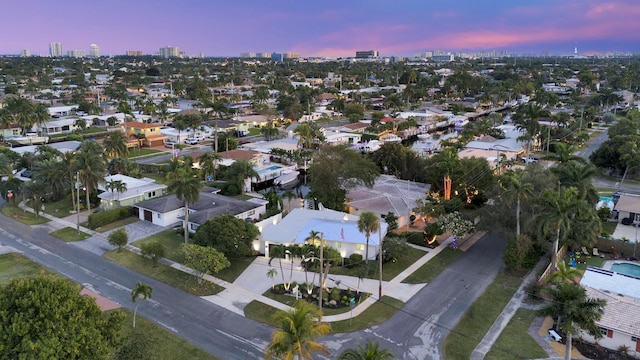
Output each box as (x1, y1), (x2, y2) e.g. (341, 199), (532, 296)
(3, 0), (640, 57)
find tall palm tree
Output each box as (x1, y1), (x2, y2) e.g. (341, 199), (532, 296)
(173, 117), (187, 144)
(500, 170), (533, 237)
(283, 189), (296, 212)
(536, 187), (586, 272)
(514, 102), (548, 160)
(338, 340), (395, 360)
(260, 121), (280, 141)
(548, 262), (582, 285)
(198, 152), (221, 181)
(32, 159), (69, 201)
(73, 141), (106, 210)
(106, 179), (127, 202)
(228, 160), (259, 194)
(553, 162), (598, 205)
(619, 140), (640, 187)
(265, 300), (331, 360)
(538, 283), (605, 360)
(130, 282), (153, 328)
(206, 99), (229, 153)
(167, 166), (203, 243)
(102, 130), (129, 159)
(545, 143), (586, 164)
(358, 211), (380, 265)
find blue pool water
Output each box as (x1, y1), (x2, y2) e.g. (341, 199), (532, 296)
(600, 196), (612, 202)
(257, 165), (283, 175)
(612, 263), (640, 278)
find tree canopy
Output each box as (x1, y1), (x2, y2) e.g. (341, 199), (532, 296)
(193, 214), (260, 258)
(0, 275), (122, 359)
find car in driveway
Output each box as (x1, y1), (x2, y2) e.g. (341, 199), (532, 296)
(164, 140), (177, 148)
(521, 156), (539, 163)
(20, 169), (33, 178)
(184, 138), (199, 145)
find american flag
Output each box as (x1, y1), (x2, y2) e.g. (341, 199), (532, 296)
(341, 227), (345, 241)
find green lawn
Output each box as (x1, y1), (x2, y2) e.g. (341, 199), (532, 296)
(1, 204), (50, 225)
(485, 308), (548, 360)
(330, 246), (427, 281)
(42, 198), (77, 218)
(128, 148), (164, 158)
(243, 295), (404, 333)
(104, 249), (223, 296)
(402, 247), (462, 284)
(601, 221), (617, 236)
(116, 310), (218, 360)
(132, 229), (256, 283)
(443, 273), (522, 360)
(0, 253), (53, 284)
(90, 216), (139, 233)
(50, 227), (91, 242)
(562, 255), (605, 271)
(0, 253), (217, 359)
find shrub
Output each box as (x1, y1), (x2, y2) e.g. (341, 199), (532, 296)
(140, 241), (164, 267)
(330, 288), (341, 301)
(108, 228), (128, 252)
(348, 253), (363, 268)
(524, 281), (544, 302)
(87, 206), (132, 229)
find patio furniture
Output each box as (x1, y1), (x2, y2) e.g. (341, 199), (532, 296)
(581, 247), (590, 256)
(593, 248), (599, 257)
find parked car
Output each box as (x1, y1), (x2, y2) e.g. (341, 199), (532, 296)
(164, 140), (177, 148)
(184, 138), (199, 145)
(521, 157), (538, 163)
(20, 169), (32, 178)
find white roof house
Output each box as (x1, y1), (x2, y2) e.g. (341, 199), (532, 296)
(98, 174), (167, 209)
(259, 208), (388, 260)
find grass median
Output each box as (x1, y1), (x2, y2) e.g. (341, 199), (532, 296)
(244, 295), (404, 333)
(485, 308), (547, 360)
(104, 248), (223, 296)
(443, 273), (522, 360)
(50, 227), (91, 242)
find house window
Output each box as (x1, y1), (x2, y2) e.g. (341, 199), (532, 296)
(632, 336), (638, 342)
(248, 210), (255, 216)
(190, 223), (198, 231)
(356, 244), (365, 251)
(157, 213), (161, 219)
(599, 327), (608, 336)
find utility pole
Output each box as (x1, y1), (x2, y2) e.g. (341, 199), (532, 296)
(76, 171), (80, 234)
(378, 221), (383, 300)
(319, 233), (324, 320)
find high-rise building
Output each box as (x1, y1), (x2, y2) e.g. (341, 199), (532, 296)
(66, 50), (85, 58)
(355, 50), (379, 59)
(271, 53), (284, 62)
(240, 52), (255, 58)
(256, 52), (271, 58)
(159, 46), (180, 58)
(20, 49), (30, 57)
(49, 42), (62, 57)
(90, 44), (100, 58)
(126, 50), (143, 56)
(283, 52), (300, 59)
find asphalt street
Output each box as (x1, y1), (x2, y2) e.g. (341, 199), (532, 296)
(322, 233), (507, 359)
(0, 201), (271, 360)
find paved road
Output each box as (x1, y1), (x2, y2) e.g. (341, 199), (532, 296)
(0, 201), (270, 360)
(322, 233), (506, 359)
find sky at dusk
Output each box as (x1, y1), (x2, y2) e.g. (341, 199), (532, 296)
(3, 0), (640, 57)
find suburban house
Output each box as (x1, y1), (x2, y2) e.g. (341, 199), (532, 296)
(98, 174), (167, 209)
(346, 175), (429, 228)
(323, 130), (362, 146)
(613, 193), (640, 224)
(121, 122), (166, 147)
(580, 267), (640, 357)
(258, 208), (388, 260)
(218, 149), (266, 167)
(40, 117), (91, 135)
(133, 190), (268, 232)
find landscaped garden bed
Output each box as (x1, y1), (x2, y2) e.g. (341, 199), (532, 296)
(270, 282), (367, 310)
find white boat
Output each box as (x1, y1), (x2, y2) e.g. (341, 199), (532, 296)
(417, 133), (431, 140)
(10, 135), (49, 145)
(357, 140), (381, 153)
(274, 170), (300, 188)
(380, 133), (402, 143)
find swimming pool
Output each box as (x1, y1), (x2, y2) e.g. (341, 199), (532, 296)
(600, 196), (612, 202)
(612, 263), (640, 278)
(257, 165), (284, 175)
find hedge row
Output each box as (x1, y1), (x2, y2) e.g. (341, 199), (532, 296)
(88, 206), (132, 229)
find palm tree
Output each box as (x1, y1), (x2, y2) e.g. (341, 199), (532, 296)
(22, 179), (47, 217)
(553, 162), (598, 205)
(167, 166), (203, 243)
(265, 300), (331, 360)
(102, 130), (129, 159)
(266, 267), (278, 290)
(260, 121), (280, 141)
(106, 179), (127, 202)
(536, 187), (586, 272)
(32, 159), (69, 201)
(130, 282), (153, 328)
(283, 189), (296, 212)
(619, 140), (640, 188)
(548, 262), (582, 285)
(73, 141), (106, 210)
(545, 143), (586, 164)
(500, 170), (533, 237)
(173, 117), (187, 144)
(206, 99), (229, 153)
(514, 102), (548, 160)
(538, 283), (605, 360)
(198, 152), (221, 181)
(338, 340), (395, 360)
(358, 211), (380, 265)
(228, 160), (259, 194)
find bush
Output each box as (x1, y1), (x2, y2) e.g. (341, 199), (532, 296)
(348, 253), (363, 268)
(524, 281), (544, 302)
(87, 206), (132, 229)
(140, 242), (164, 267)
(330, 287), (341, 301)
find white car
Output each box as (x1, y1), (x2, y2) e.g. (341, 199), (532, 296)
(184, 138), (199, 145)
(164, 140), (177, 148)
